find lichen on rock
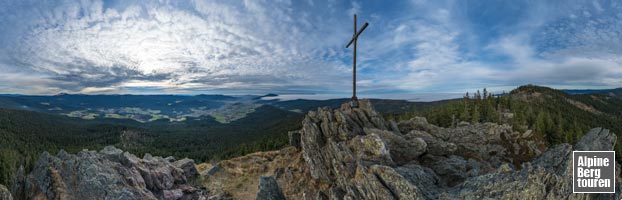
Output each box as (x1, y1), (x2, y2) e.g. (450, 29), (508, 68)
(14, 146), (209, 200)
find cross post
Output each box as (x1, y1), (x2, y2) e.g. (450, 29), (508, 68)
(346, 14), (368, 108)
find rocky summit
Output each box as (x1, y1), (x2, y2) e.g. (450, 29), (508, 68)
(5, 99), (622, 199)
(11, 146), (209, 200)
(202, 99), (621, 199)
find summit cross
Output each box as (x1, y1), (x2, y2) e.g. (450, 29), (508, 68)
(345, 14), (368, 108)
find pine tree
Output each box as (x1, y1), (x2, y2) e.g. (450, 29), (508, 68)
(471, 105), (480, 123)
(556, 112), (565, 142)
(544, 112), (556, 143)
(535, 111), (546, 137)
(476, 90), (481, 102)
(460, 98), (470, 122)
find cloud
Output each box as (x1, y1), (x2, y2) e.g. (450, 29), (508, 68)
(0, 0), (355, 94)
(486, 36), (622, 87)
(0, 0), (621, 95)
(347, 1), (361, 16)
(369, 0), (622, 93)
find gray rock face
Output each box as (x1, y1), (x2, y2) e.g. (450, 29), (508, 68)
(371, 128), (427, 165)
(256, 176), (285, 200)
(173, 158), (200, 179)
(14, 146), (208, 200)
(284, 100), (621, 200)
(574, 127), (617, 151)
(297, 100), (422, 199)
(394, 163), (442, 199)
(446, 128), (622, 199)
(349, 133), (394, 165)
(0, 184), (12, 200)
(405, 130), (456, 156)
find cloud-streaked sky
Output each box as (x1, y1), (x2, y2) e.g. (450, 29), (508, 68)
(1, 0), (621, 95)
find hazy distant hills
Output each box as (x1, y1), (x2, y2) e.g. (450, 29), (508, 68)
(0, 94), (242, 123)
(0, 94), (433, 124)
(1, 86), (620, 125)
(563, 88), (622, 96)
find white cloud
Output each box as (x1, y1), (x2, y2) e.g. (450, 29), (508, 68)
(371, 0), (622, 92)
(0, 0), (621, 96)
(347, 1), (361, 16)
(0, 0), (354, 94)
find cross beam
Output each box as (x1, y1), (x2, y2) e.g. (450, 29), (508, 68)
(346, 22), (368, 48)
(345, 14), (368, 107)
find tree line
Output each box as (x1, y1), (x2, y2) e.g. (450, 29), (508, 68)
(387, 85), (622, 161)
(0, 105), (302, 187)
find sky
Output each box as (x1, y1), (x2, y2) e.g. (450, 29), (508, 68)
(1, 0), (621, 97)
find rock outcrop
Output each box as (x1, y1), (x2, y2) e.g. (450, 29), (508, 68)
(296, 100), (422, 199)
(256, 176), (285, 200)
(286, 100), (556, 199)
(446, 127), (622, 199)
(13, 146), (209, 200)
(200, 99), (620, 199)
(398, 117), (544, 167)
(12, 99), (619, 199)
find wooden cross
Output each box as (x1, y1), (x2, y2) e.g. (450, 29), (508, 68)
(346, 14), (368, 107)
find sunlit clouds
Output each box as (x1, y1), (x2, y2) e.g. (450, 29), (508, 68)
(0, 0), (621, 95)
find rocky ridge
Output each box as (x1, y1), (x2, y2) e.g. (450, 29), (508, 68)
(203, 99), (621, 199)
(11, 146), (209, 200)
(5, 99), (622, 199)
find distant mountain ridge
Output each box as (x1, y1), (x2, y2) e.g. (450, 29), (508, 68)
(563, 87), (622, 95)
(0, 93), (434, 123)
(0, 94), (255, 123)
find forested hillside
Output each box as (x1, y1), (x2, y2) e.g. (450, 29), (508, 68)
(122, 105), (303, 161)
(0, 105), (302, 187)
(0, 108), (125, 186)
(388, 85), (622, 160)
